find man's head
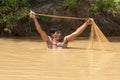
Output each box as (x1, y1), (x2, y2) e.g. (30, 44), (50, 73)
(50, 27), (63, 41)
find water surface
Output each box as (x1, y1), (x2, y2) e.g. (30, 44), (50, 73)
(0, 37), (120, 80)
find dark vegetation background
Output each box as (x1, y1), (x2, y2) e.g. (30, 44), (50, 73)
(0, 0), (120, 37)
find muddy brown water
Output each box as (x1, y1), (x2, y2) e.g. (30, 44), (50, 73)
(0, 37), (120, 80)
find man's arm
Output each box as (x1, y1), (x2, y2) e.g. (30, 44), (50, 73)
(65, 18), (93, 41)
(30, 11), (49, 42)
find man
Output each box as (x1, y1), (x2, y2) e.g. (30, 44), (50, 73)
(29, 11), (93, 49)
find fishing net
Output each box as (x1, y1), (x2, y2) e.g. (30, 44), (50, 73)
(36, 13), (115, 52)
(87, 21), (115, 51)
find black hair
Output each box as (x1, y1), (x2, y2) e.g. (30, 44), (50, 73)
(50, 27), (62, 34)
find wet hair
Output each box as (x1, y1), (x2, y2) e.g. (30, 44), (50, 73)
(50, 27), (62, 34)
(50, 26), (63, 42)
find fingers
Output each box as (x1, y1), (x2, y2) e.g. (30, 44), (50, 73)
(29, 10), (35, 15)
(89, 18), (94, 23)
(89, 18), (94, 22)
(30, 10), (35, 14)
(87, 18), (93, 21)
(86, 18), (94, 25)
(29, 10), (36, 18)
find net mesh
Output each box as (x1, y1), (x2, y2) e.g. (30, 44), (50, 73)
(87, 21), (115, 51)
(36, 13), (115, 52)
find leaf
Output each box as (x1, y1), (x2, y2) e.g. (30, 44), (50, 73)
(0, 0), (30, 33)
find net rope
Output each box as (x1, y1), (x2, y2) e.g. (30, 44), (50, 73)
(36, 13), (115, 51)
(36, 13), (88, 20)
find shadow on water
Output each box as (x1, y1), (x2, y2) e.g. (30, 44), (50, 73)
(67, 47), (87, 50)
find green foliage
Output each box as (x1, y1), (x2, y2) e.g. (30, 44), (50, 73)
(0, 0), (30, 33)
(89, 0), (120, 16)
(63, 0), (78, 9)
(55, 6), (62, 11)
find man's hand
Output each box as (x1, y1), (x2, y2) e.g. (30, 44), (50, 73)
(29, 10), (36, 19)
(86, 18), (94, 26)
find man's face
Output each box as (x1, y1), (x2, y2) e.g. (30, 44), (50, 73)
(51, 30), (63, 41)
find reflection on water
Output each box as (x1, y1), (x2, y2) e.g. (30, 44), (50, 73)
(0, 38), (120, 80)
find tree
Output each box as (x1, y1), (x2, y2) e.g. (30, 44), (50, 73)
(0, 0), (30, 33)
(89, 0), (120, 16)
